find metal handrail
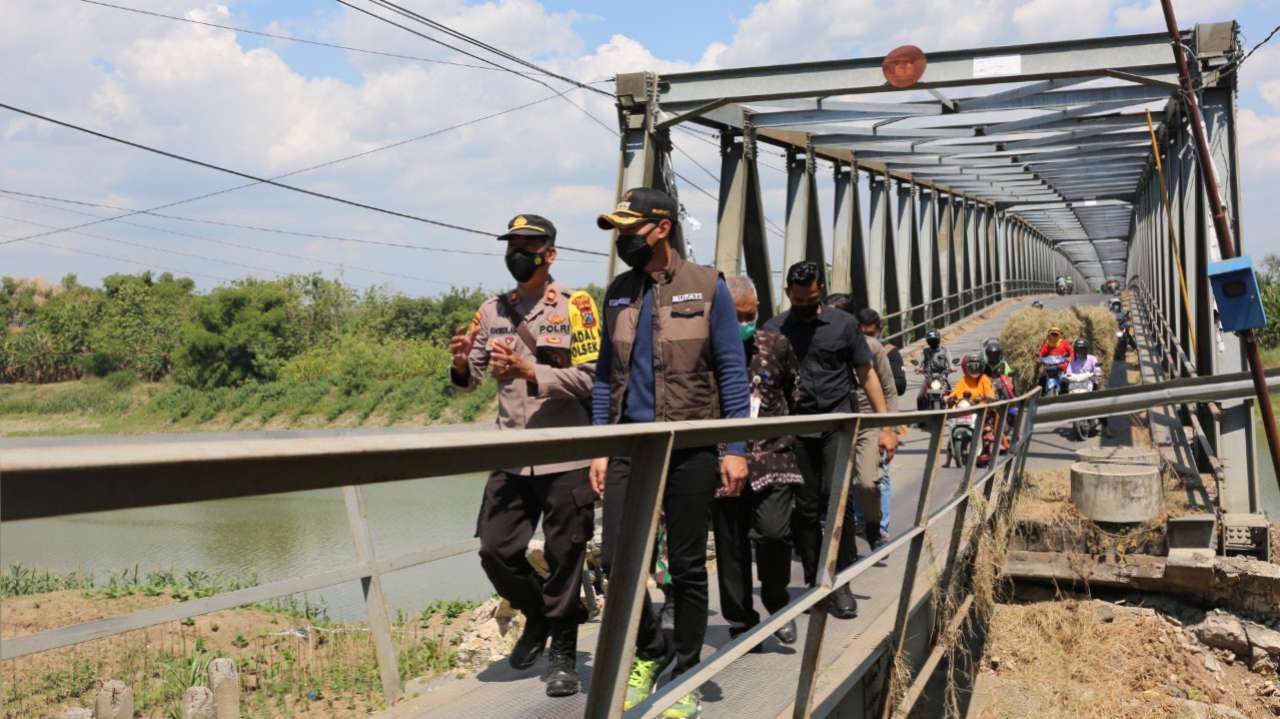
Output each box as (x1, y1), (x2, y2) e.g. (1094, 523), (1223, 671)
(880, 281), (1052, 346)
(1, 390), (1043, 719)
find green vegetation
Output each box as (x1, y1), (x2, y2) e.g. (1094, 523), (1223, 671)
(1, 565), (485, 717)
(0, 272), (553, 433)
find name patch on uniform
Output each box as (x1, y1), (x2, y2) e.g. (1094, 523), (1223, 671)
(607, 298), (632, 308)
(671, 292), (704, 303)
(569, 291), (602, 366)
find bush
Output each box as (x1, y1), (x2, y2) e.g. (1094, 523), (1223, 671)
(174, 282), (300, 389)
(105, 369), (138, 391)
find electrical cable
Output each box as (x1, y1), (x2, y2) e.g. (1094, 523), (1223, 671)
(361, 0), (610, 96)
(78, 0), (521, 73)
(0, 101), (608, 257)
(0, 207), (464, 286)
(1, 189), (536, 259)
(0, 231), (232, 283)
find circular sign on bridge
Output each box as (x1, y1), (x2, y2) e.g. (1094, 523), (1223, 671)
(882, 45), (927, 88)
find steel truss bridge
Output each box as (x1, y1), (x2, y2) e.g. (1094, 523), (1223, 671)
(1, 19), (1270, 719)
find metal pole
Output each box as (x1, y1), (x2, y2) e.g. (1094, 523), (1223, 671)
(1159, 1), (1280, 496)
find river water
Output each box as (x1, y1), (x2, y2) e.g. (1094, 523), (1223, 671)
(0, 429), (495, 621)
(2, 423), (1277, 622)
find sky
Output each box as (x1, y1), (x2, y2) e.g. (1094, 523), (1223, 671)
(2, 0), (1278, 298)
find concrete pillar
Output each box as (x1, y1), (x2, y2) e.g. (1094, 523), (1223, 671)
(184, 686), (216, 719)
(209, 656), (241, 718)
(1070, 462), (1162, 523)
(95, 680), (133, 719)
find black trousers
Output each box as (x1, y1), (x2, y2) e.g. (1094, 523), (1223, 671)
(476, 467), (595, 623)
(793, 432), (869, 585)
(601, 447), (718, 676)
(711, 484), (796, 629)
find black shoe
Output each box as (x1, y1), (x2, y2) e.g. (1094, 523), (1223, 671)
(773, 619), (798, 645)
(509, 611), (549, 670)
(827, 586), (858, 620)
(544, 621), (580, 697)
(729, 625), (765, 653)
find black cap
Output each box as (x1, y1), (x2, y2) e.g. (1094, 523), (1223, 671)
(597, 187), (677, 230)
(498, 214), (556, 243)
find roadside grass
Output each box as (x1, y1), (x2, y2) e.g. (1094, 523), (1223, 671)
(0, 377), (498, 436)
(1, 565), (484, 718)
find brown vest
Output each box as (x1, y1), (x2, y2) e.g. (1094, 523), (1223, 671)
(603, 252), (722, 423)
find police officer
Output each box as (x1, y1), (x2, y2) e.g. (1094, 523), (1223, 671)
(449, 214), (601, 698)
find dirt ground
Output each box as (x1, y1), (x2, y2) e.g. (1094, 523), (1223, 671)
(972, 598), (1280, 719)
(1, 590), (475, 718)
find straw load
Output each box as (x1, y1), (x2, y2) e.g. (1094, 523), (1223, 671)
(998, 304), (1118, 392)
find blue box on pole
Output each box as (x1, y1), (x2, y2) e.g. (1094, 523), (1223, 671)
(1207, 255), (1267, 332)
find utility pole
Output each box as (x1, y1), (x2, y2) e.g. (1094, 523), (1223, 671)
(1160, 1), (1280, 495)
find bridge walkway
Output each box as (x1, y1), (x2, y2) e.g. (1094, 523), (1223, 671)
(382, 292), (1132, 719)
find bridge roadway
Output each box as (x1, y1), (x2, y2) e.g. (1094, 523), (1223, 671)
(383, 293), (1128, 719)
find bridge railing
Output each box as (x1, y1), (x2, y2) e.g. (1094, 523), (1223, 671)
(2, 387), (1044, 718)
(877, 280), (1052, 347)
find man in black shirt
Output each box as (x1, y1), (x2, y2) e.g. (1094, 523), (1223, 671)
(763, 262), (898, 619)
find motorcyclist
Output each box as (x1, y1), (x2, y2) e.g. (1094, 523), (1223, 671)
(1066, 338), (1102, 389)
(917, 328), (953, 412)
(1108, 297), (1123, 319)
(1038, 327), (1073, 392)
(982, 338), (1016, 401)
(947, 354), (996, 406)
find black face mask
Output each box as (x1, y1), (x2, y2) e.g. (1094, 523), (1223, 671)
(505, 248), (546, 283)
(615, 233), (654, 270)
(790, 302), (820, 320)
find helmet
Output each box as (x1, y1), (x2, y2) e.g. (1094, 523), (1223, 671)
(1047, 326), (1062, 339)
(1109, 298), (1121, 310)
(925, 328), (941, 348)
(1073, 337), (1089, 356)
(962, 353), (982, 376)
(983, 338), (1003, 366)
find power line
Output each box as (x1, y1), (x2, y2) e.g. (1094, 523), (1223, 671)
(0, 206), (457, 286)
(0, 93), (555, 243)
(362, 0), (610, 96)
(78, 0), (523, 74)
(0, 101), (606, 258)
(0, 231), (232, 283)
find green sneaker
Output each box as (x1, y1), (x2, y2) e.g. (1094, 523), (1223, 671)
(661, 689), (702, 719)
(624, 657), (662, 710)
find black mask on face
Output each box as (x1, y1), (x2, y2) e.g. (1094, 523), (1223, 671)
(615, 233), (655, 270)
(505, 248), (546, 283)
(790, 302), (820, 320)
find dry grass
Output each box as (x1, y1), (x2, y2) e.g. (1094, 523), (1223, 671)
(976, 599), (1275, 719)
(999, 305), (1118, 393)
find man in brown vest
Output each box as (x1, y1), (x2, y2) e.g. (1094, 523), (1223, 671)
(449, 214), (600, 698)
(589, 187), (751, 719)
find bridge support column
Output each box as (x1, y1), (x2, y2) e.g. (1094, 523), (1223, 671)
(782, 143), (827, 312)
(919, 187), (943, 328)
(939, 193), (958, 324)
(716, 127), (775, 320)
(832, 159), (870, 310)
(867, 171), (895, 319)
(895, 180), (920, 338)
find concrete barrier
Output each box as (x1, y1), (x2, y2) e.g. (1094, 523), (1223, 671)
(1074, 446), (1162, 466)
(1070, 461), (1163, 523)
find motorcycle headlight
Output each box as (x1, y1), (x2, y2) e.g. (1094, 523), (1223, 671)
(930, 380), (942, 390)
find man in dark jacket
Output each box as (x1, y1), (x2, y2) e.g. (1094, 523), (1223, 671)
(589, 187), (751, 718)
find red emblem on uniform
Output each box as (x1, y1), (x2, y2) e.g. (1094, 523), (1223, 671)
(546, 335), (562, 344)
(572, 294), (596, 329)
(544, 288), (558, 304)
(549, 314), (566, 325)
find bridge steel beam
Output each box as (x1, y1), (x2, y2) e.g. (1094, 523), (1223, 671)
(918, 188), (942, 328)
(831, 160), (870, 309)
(783, 144), (828, 313)
(867, 171), (896, 319)
(716, 128), (776, 320)
(896, 180), (922, 339)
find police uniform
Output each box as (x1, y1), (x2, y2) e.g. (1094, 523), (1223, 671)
(451, 222), (601, 628)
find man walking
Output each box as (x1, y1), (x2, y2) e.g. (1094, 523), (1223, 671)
(764, 262), (897, 620)
(590, 187), (751, 718)
(450, 214), (600, 698)
(852, 308), (903, 542)
(712, 275), (803, 651)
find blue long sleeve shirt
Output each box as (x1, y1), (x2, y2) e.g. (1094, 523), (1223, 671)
(592, 277), (749, 456)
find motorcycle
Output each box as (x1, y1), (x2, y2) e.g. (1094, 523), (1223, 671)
(1065, 371), (1099, 440)
(1040, 355), (1066, 396)
(911, 354), (953, 412)
(947, 397), (978, 468)
(1114, 316), (1136, 357)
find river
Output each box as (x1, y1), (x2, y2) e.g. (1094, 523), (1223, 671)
(0, 428), (494, 621)
(2, 422), (1277, 622)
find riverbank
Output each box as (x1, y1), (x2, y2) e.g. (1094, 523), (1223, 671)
(0, 566), (486, 718)
(0, 376), (498, 436)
